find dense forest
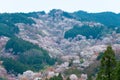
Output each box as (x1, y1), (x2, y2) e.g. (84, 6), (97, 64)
(0, 23), (19, 37)
(0, 37), (56, 74)
(5, 37), (40, 54)
(0, 13), (36, 37)
(64, 25), (104, 39)
(72, 11), (120, 26)
(0, 48), (56, 75)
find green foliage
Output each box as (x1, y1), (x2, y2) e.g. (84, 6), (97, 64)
(68, 59), (73, 67)
(64, 25), (104, 39)
(73, 11), (120, 26)
(66, 77), (70, 80)
(18, 49), (56, 71)
(1, 49), (56, 74)
(26, 11), (46, 18)
(0, 23), (19, 37)
(0, 13), (35, 24)
(0, 13), (36, 37)
(114, 62), (120, 80)
(45, 78), (49, 80)
(96, 46), (116, 80)
(5, 37), (40, 54)
(96, 52), (104, 60)
(49, 9), (72, 19)
(4, 37), (56, 74)
(83, 61), (100, 79)
(0, 57), (28, 75)
(49, 73), (63, 80)
(88, 76), (93, 80)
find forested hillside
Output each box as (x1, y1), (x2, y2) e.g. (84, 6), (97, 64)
(0, 10), (120, 80)
(64, 25), (104, 39)
(72, 11), (120, 26)
(0, 12), (56, 75)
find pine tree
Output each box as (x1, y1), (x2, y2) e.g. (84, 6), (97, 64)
(58, 73), (63, 80)
(96, 46), (116, 80)
(66, 77), (70, 80)
(114, 61), (120, 80)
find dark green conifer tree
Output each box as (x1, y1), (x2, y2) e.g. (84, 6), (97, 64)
(96, 46), (116, 80)
(114, 61), (120, 80)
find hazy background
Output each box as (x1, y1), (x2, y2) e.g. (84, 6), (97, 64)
(0, 0), (120, 13)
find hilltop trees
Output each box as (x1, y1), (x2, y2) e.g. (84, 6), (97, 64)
(5, 37), (40, 54)
(1, 37), (56, 75)
(96, 46), (116, 80)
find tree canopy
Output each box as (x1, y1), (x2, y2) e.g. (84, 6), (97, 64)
(96, 46), (116, 80)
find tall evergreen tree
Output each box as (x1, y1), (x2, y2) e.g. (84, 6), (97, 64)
(114, 61), (120, 80)
(96, 46), (116, 80)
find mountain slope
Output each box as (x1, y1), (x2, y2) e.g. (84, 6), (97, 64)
(0, 9), (120, 77)
(72, 11), (120, 26)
